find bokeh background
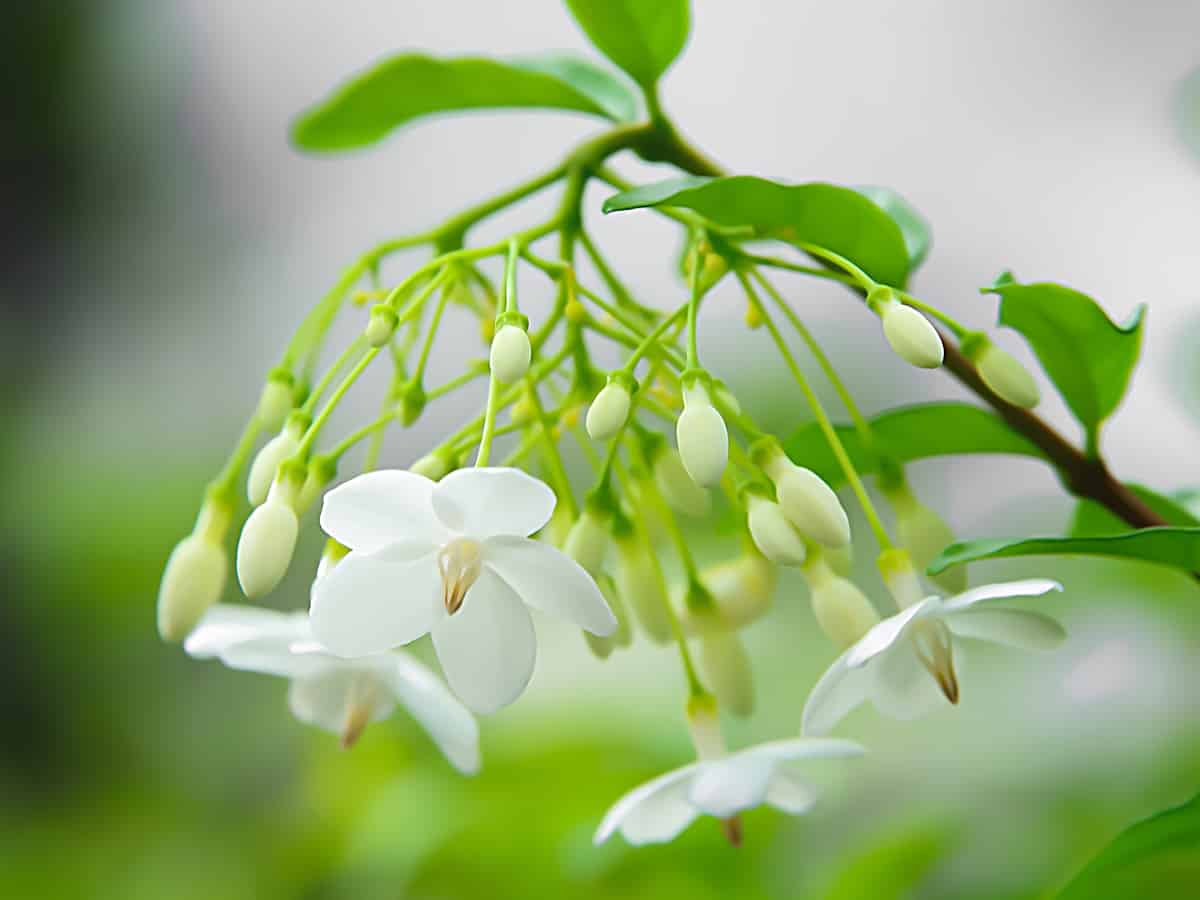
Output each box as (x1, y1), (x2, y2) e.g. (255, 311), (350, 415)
(4, 2), (1200, 897)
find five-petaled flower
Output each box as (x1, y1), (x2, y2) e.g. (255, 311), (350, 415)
(185, 604), (480, 772)
(594, 737), (864, 846)
(802, 578), (1064, 735)
(309, 467), (617, 714)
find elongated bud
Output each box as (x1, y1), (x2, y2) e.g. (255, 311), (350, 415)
(586, 375), (634, 441)
(652, 447), (711, 517)
(399, 382), (427, 427)
(583, 575), (631, 659)
(870, 287), (943, 369)
(489, 323), (531, 384)
(237, 480), (300, 598)
(410, 451), (452, 481)
(364, 304), (399, 348)
(888, 484), (965, 594)
(256, 370), (295, 432)
(156, 499), (231, 642)
(759, 447), (850, 548)
(247, 414), (307, 506)
(614, 532), (673, 644)
(878, 548), (926, 609)
(296, 455), (337, 515)
(802, 552), (880, 649)
(686, 695), (726, 760)
(966, 335), (1040, 409)
(564, 505), (611, 575)
(316, 537), (350, 581)
(676, 380), (728, 487)
(746, 492), (807, 566)
(699, 553), (776, 630)
(824, 543), (854, 577)
(700, 629), (754, 716)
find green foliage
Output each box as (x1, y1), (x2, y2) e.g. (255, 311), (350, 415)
(984, 279), (1145, 445)
(856, 186), (932, 271)
(292, 53), (635, 152)
(603, 175), (913, 286)
(785, 402), (1044, 487)
(929, 527), (1200, 576)
(820, 825), (949, 900)
(1057, 793), (1200, 899)
(564, 0), (690, 89)
(1069, 486), (1199, 537)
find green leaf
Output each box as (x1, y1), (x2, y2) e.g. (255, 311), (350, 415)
(985, 279), (1146, 441)
(1069, 485), (1200, 537)
(1057, 793), (1200, 900)
(564, 0), (690, 89)
(603, 175), (913, 287)
(785, 402), (1045, 487)
(929, 527), (1200, 576)
(856, 186), (932, 271)
(292, 53), (633, 152)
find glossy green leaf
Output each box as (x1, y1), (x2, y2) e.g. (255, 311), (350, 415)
(929, 527), (1200, 576)
(292, 53), (633, 152)
(564, 0), (690, 88)
(985, 279), (1146, 441)
(856, 186), (932, 270)
(786, 402), (1045, 487)
(1057, 793), (1200, 900)
(1069, 485), (1200, 537)
(604, 175), (913, 286)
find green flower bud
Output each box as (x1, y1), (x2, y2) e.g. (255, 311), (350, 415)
(699, 553), (776, 630)
(489, 324), (531, 384)
(676, 382), (728, 487)
(973, 339), (1040, 409)
(410, 451), (452, 481)
(256, 370), (295, 432)
(399, 382), (427, 427)
(614, 532), (672, 644)
(746, 493), (807, 566)
(564, 506), (611, 575)
(157, 500), (231, 642)
(699, 628), (754, 717)
(364, 304), (399, 348)
(652, 447), (711, 518)
(236, 483), (299, 599)
(802, 553), (880, 650)
(880, 301), (943, 369)
(824, 543), (854, 576)
(889, 484), (966, 594)
(762, 450), (850, 548)
(585, 377), (634, 441)
(247, 416), (306, 506)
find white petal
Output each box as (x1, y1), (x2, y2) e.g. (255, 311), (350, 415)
(431, 467), (556, 539)
(869, 641), (947, 719)
(430, 567), (536, 714)
(220, 636), (333, 680)
(309, 547), (437, 657)
(184, 605), (308, 658)
(376, 653), (482, 774)
(483, 536), (616, 635)
(594, 764), (701, 846)
(287, 668), (394, 734)
(941, 578), (1062, 613)
(687, 755), (774, 818)
(765, 773), (818, 814)
(320, 470), (444, 553)
(801, 652), (873, 736)
(947, 607), (1065, 650)
(733, 737), (866, 766)
(845, 597), (941, 668)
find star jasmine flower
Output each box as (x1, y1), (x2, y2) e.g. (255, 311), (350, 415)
(594, 737), (864, 847)
(185, 604), (480, 772)
(309, 467), (617, 714)
(802, 578), (1065, 735)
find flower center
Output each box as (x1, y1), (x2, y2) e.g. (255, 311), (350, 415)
(911, 619), (959, 704)
(437, 537), (483, 615)
(340, 673), (381, 749)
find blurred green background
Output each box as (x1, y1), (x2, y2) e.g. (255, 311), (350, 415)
(4, 2), (1200, 898)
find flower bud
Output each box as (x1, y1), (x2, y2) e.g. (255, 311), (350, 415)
(247, 423), (303, 506)
(686, 695), (726, 760)
(316, 537), (350, 581)
(699, 553), (776, 630)
(364, 304), (399, 348)
(236, 485), (300, 599)
(652, 448), (711, 518)
(879, 300), (943, 369)
(256, 371), (295, 432)
(802, 554), (880, 650)
(157, 534), (227, 642)
(824, 543), (854, 576)
(564, 506), (611, 575)
(584, 575), (630, 660)
(889, 484), (965, 594)
(972, 339), (1040, 409)
(762, 451), (850, 548)
(489, 324), (531, 384)
(410, 451), (452, 481)
(399, 382), (427, 427)
(746, 493), (807, 566)
(877, 548), (925, 610)
(614, 532), (672, 644)
(509, 393), (538, 427)
(675, 383), (728, 487)
(699, 629), (754, 717)
(296, 455), (337, 515)
(585, 378), (633, 441)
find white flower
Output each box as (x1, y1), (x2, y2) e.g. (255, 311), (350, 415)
(594, 737), (863, 846)
(310, 467), (617, 714)
(802, 579), (1064, 735)
(184, 604), (480, 772)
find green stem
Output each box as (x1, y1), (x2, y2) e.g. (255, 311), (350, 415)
(207, 415), (264, 503)
(301, 337), (367, 415)
(410, 270), (455, 385)
(618, 304), (689, 375)
(578, 229), (657, 320)
(433, 163), (567, 249)
(474, 375), (503, 468)
(894, 289), (971, 338)
(297, 348), (381, 458)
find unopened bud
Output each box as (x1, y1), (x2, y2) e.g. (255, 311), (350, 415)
(510, 393), (538, 427)
(256, 371), (295, 431)
(762, 450), (850, 548)
(878, 298), (943, 369)
(825, 543), (854, 576)
(971, 338), (1040, 409)
(316, 537), (350, 581)
(296, 456), (336, 514)
(652, 448), (711, 518)
(490, 324), (531, 384)
(247, 421), (304, 507)
(410, 451), (452, 481)
(586, 378), (633, 441)
(601, 574), (632, 647)
(364, 304), (399, 348)
(878, 548), (925, 610)
(157, 515), (229, 642)
(699, 553), (776, 629)
(745, 301), (763, 329)
(802, 554), (880, 650)
(236, 484), (300, 598)
(686, 695), (726, 760)
(614, 532), (672, 644)
(564, 506), (611, 575)
(676, 382), (728, 487)
(479, 317), (495, 344)
(889, 485), (965, 594)
(565, 300), (588, 323)
(699, 629), (754, 717)
(746, 493), (807, 566)
(399, 382), (427, 427)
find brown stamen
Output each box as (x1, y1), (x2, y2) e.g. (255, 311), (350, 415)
(912, 620), (960, 704)
(340, 703), (371, 750)
(437, 538), (483, 615)
(719, 816), (744, 847)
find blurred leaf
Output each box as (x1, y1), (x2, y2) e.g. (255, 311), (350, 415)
(292, 53), (631, 151)
(856, 186), (932, 271)
(1176, 66), (1200, 162)
(984, 280), (1145, 444)
(822, 825), (949, 900)
(604, 175), (913, 286)
(786, 402), (1045, 487)
(1057, 793), (1200, 899)
(929, 527), (1200, 576)
(564, 0), (690, 88)
(1069, 486), (1200, 537)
